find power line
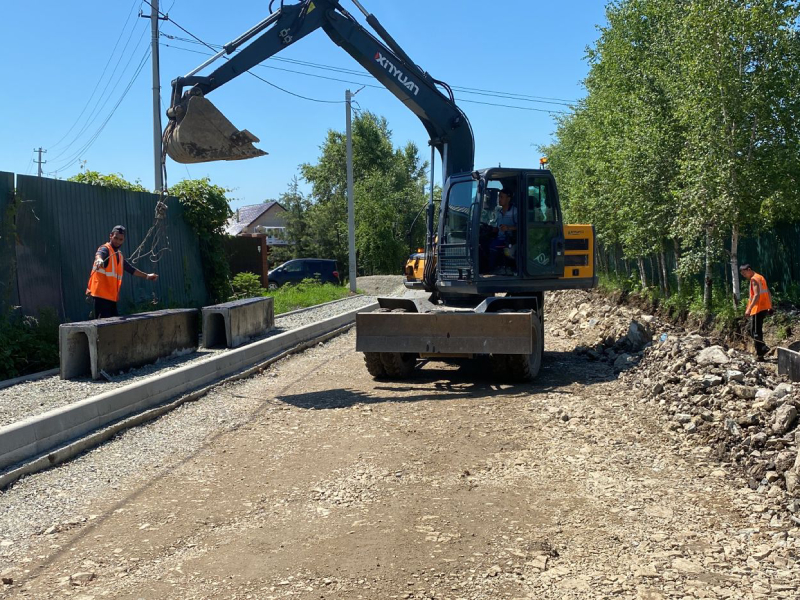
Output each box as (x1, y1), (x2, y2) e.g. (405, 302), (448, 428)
(49, 0), (142, 152)
(161, 33), (578, 106)
(163, 43), (569, 114)
(142, 1), (343, 104)
(46, 47), (152, 175)
(50, 18), (150, 162)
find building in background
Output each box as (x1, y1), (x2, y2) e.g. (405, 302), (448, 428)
(225, 202), (289, 246)
(225, 202), (290, 287)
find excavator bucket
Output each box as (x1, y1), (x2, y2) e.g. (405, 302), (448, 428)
(164, 96), (267, 164)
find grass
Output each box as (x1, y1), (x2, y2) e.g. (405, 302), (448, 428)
(268, 280), (354, 314)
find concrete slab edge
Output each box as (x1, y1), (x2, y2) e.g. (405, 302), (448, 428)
(0, 321), (360, 491)
(0, 368), (60, 391)
(0, 302), (378, 474)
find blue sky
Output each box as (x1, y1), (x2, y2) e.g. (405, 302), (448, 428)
(1, 1), (608, 210)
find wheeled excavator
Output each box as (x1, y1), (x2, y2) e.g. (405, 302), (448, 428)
(163, 0), (596, 381)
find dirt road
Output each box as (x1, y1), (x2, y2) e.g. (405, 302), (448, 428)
(2, 318), (798, 598)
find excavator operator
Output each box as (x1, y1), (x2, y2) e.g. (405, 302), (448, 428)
(488, 188), (518, 273)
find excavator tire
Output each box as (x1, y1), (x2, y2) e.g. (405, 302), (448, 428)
(492, 311), (543, 382)
(376, 308), (417, 379)
(364, 353), (388, 378)
(489, 354), (511, 380)
(379, 352), (417, 379)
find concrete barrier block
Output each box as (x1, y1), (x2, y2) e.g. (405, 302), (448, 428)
(778, 347), (800, 382)
(2, 302), (378, 472)
(60, 309), (199, 380)
(201, 297), (274, 349)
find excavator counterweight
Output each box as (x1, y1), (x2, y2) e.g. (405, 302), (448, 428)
(165, 96), (267, 164)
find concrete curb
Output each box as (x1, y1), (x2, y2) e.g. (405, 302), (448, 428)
(0, 368), (60, 391)
(277, 294), (365, 318)
(0, 302), (378, 480)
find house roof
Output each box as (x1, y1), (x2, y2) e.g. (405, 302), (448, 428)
(225, 201), (280, 236)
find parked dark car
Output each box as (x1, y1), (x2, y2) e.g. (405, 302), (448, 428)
(267, 258), (340, 290)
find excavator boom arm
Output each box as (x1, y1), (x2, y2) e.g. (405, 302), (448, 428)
(165, 0), (474, 179)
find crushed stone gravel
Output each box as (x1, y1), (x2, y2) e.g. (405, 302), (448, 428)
(0, 294), (378, 429)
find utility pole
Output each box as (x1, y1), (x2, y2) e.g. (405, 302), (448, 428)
(33, 147), (47, 177)
(142, 1), (164, 192)
(346, 89), (356, 293)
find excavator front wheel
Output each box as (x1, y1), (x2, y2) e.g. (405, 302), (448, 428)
(364, 352), (388, 378)
(379, 352), (417, 379)
(491, 312), (543, 382)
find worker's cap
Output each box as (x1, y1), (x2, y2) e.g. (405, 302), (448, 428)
(500, 187), (513, 197)
(110, 225), (127, 236)
(739, 263), (751, 272)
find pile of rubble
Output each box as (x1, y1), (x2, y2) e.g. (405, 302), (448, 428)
(547, 290), (799, 518)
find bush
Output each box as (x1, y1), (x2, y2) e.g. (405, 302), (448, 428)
(170, 179), (233, 303)
(0, 310), (60, 381)
(231, 272), (265, 300)
(67, 170), (148, 192)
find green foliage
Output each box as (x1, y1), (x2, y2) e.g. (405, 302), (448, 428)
(170, 178), (233, 303)
(268, 280), (350, 314)
(297, 111), (429, 275)
(545, 0), (800, 299)
(0, 310), (60, 381)
(67, 170), (148, 192)
(280, 176), (311, 260)
(231, 272), (264, 300)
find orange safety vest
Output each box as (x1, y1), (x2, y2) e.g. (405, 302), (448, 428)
(86, 242), (124, 302)
(748, 272), (772, 314)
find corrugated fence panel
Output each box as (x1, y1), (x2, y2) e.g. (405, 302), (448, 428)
(738, 223), (800, 298)
(13, 175), (208, 322)
(15, 175), (65, 319)
(601, 223), (800, 299)
(0, 172), (18, 311)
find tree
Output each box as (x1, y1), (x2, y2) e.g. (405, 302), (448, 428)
(300, 111), (428, 275)
(545, 0), (800, 312)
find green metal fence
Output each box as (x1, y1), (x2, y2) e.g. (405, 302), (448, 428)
(601, 222), (800, 301)
(8, 174), (207, 322)
(0, 172), (18, 313)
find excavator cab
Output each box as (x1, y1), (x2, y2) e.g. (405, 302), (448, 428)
(436, 168), (592, 298)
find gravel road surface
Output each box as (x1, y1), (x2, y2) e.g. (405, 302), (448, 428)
(1, 285), (797, 598)
(0, 295), (376, 428)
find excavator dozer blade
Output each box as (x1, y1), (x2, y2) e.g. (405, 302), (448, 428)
(165, 96), (268, 164)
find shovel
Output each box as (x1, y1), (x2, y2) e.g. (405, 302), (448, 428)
(164, 95), (267, 164)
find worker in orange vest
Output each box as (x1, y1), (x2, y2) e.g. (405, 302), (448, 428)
(86, 225), (159, 319)
(739, 263), (772, 359)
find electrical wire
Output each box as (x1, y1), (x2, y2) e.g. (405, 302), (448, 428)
(163, 43), (569, 114)
(151, 4), (573, 111)
(141, 1), (344, 104)
(23, 155), (35, 176)
(162, 33), (578, 106)
(46, 46), (152, 175)
(48, 0), (142, 152)
(50, 20), (150, 163)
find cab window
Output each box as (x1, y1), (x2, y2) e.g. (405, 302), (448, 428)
(443, 181), (477, 244)
(527, 178), (557, 223)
